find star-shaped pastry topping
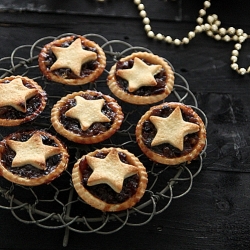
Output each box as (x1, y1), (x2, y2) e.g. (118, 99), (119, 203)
(150, 106), (200, 151)
(65, 96), (110, 131)
(6, 132), (61, 170)
(0, 78), (38, 112)
(116, 57), (162, 92)
(86, 148), (138, 193)
(50, 38), (97, 76)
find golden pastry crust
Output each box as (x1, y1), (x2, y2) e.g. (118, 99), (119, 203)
(136, 102), (206, 165)
(0, 130), (69, 186)
(51, 90), (124, 144)
(0, 76), (47, 126)
(38, 35), (106, 85)
(107, 52), (174, 105)
(72, 147), (148, 212)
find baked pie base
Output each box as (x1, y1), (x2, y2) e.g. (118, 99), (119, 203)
(107, 52), (174, 105)
(51, 90), (124, 144)
(72, 147), (148, 212)
(0, 76), (47, 126)
(136, 102), (206, 165)
(0, 130), (69, 186)
(38, 35), (106, 85)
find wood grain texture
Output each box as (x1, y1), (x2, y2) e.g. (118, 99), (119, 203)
(0, 1), (250, 249)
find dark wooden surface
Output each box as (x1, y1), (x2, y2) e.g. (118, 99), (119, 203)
(0, 1), (250, 249)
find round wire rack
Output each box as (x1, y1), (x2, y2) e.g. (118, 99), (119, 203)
(0, 33), (208, 247)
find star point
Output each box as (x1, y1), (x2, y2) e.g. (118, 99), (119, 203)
(6, 132), (61, 170)
(86, 148), (138, 193)
(0, 78), (38, 112)
(150, 106), (200, 151)
(50, 38), (97, 76)
(65, 96), (110, 131)
(116, 57), (162, 92)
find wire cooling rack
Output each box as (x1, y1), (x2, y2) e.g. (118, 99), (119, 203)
(0, 33), (207, 247)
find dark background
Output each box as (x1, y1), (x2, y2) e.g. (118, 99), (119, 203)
(0, 1), (250, 249)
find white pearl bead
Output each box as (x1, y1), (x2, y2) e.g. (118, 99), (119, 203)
(174, 39), (181, 45)
(236, 29), (244, 36)
(212, 14), (218, 20)
(182, 37), (190, 44)
(188, 31), (195, 39)
(243, 32), (248, 38)
(144, 24), (151, 32)
(232, 50), (239, 56)
(156, 33), (164, 40)
(219, 28), (226, 36)
(235, 43), (241, 50)
(147, 31), (155, 38)
(140, 10), (147, 18)
(239, 35), (246, 43)
(165, 36), (172, 43)
(199, 9), (206, 16)
(228, 27), (236, 35)
(232, 35), (239, 41)
(196, 17), (203, 24)
(204, 1), (211, 8)
(223, 35), (231, 42)
(206, 30), (213, 37)
(195, 25), (203, 33)
(138, 4), (144, 11)
(214, 20), (221, 27)
(207, 15), (214, 24)
(204, 23), (211, 31)
(214, 34), (221, 40)
(247, 66), (250, 73)
(231, 63), (238, 70)
(231, 56), (237, 62)
(239, 68), (246, 75)
(134, 0), (141, 4)
(143, 17), (150, 25)
(211, 24), (218, 32)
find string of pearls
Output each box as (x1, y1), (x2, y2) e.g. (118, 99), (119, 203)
(133, 0), (250, 75)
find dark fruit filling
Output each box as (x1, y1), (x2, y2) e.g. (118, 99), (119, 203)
(1, 132), (62, 178)
(142, 105), (200, 158)
(79, 151), (139, 204)
(43, 37), (99, 79)
(115, 58), (167, 96)
(59, 93), (116, 136)
(0, 80), (45, 120)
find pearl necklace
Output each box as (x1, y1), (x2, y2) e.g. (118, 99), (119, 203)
(134, 0), (250, 75)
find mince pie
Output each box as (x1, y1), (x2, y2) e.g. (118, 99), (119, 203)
(0, 130), (69, 186)
(72, 147), (148, 212)
(38, 35), (106, 85)
(0, 76), (47, 126)
(51, 90), (124, 144)
(107, 52), (174, 105)
(136, 102), (206, 165)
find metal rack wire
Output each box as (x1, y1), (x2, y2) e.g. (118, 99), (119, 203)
(0, 33), (207, 247)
